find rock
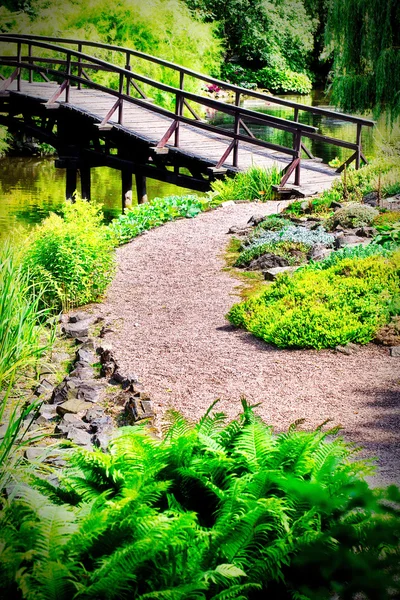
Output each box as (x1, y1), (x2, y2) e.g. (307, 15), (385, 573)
(354, 226), (377, 238)
(56, 399), (92, 417)
(99, 325), (115, 338)
(248, 253), (289, 271)
(363, 191), (379, 207)
(300, 201), (312, 214)
(76, 382), (103, 403)
(263, 266), (298, 281)
(88, 415), (113, 434)
(0, 424), (8, 439)
(93, 432), (111, 451)
(75, 336), (89, 344)
(69, 365), (95, 380)
(247, 214), (265, 226)
(336, 235), (369, 248)
(51, 351), (71, 363)
(382, 196), (400, 211)
(84, 406), (106, 422)
(111, 389), (130, 407)
(331, 201), (343, 210)
(67, 428), (93, 447)
(55, 414), (90, 436)
(38, 404), (58, 420)
(227, 225), (252, 235)
(34, 378), (54, 397)
(335, 345), (353, 355)
(80, 338), (96, 351)
(101, 361), (117, 378)
(25, 447), (47, 461)
(62, 319), (92, 339)
(125, 397), (154, 422)
(76, 347), (96, 365)
(390, 346), (400, 357)
(221, 200), (235, 208)
(69, 312), (87, 323)
(309, 245), (333, 262)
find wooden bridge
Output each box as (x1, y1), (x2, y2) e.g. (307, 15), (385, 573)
(0, 34), (374, 208)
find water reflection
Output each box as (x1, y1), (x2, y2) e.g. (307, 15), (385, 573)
(210, 89), (388, 165)
(0, 89), (393, 238)
(0, 158), (194, 238)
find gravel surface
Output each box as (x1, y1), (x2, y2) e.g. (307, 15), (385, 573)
(94, 201), (400, 487)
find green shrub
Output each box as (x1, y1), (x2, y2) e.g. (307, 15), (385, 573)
(373, 210), (400, 227)
(372, 223), (400, 247)
(308, 242), (394, 270)
(227, 252), (400, 349)
(325, 202), (379, 230)
(210, 166), (281, 203)
(255, 66), (312, 94)
(22, 199), (115, 312)
(0, 401), (399, 599)
(108, 194), (210, 245)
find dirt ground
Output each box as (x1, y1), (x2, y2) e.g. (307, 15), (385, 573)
(92, 201), (400, 487)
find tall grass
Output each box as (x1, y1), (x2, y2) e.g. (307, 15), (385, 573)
(0, 242), (52, 493)
(210, 165), (281, 202)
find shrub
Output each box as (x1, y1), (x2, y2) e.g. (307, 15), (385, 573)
(210, 166), (281, 203)
(0, 401), (399, 599)
(308, 242), (393, 270)
(373, 210), (400, 227)
(372, 223), (400, 247)
(108, 194), (210, 245)
(325, 202), (379, 230)
(22, 198), (115, 312)
(227, 252), (400, 349)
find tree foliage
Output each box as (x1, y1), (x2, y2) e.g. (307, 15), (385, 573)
(325, 0), (400, 119)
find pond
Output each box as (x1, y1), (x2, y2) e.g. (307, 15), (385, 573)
(0, 89), (390, 239)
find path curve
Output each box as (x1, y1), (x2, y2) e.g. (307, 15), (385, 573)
(93, 202), (400, 486)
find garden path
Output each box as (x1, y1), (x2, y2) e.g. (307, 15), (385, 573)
(93, 201), (400, 487)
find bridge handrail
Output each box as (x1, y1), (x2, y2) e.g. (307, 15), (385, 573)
(0, 34), (371, 181)
(0, 36), (318, 136)
(0, 33), (375, 128)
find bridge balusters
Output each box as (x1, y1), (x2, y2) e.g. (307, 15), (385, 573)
(17, 43), (21, 91)
(28, 43), (33, 84)
(233, 91), (241, 167)
(125, 52), (131, 96)
(118, 72), (124, 124)
(65, 53), (71, 103)
(77, 44), (82, 90)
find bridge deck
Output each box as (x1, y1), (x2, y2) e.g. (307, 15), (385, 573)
(9, 81), (339, 196)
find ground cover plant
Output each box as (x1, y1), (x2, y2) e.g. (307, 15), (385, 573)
(22, 198), (116, 312)
(235, 225), (335, 268)
(108, 194), (213, 245)
(228, 250), (400, 349)
(0, 399), (399, 599)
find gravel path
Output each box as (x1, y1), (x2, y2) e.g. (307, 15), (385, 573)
(94, 202), (400, 487)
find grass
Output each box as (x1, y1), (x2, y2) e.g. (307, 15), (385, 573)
(210, 166), (281, 203)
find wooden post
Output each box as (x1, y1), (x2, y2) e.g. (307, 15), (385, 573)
(77, 43), (82, 90)
(294, 129), (301, 186)
(80, 164), (91, 200)
(122, 170), (133, 212)
(233, 91), (241, 167)
(28, 43), (33, 84)
(135, 172), (147, 204)
(355, 123), (362, 170)
(66, 164), (78, 200)
(17, 42), (21, 91)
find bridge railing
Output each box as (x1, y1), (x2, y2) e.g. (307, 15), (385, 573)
(0, 34), (374, 185)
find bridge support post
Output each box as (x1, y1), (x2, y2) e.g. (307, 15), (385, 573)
(80, 165), (91, 200)
(135, 172), (147, 204)
(66, 164), (78, 201)
(122, 170), (133, 212)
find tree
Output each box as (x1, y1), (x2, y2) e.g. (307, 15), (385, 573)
(325, 0), (400, 120)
